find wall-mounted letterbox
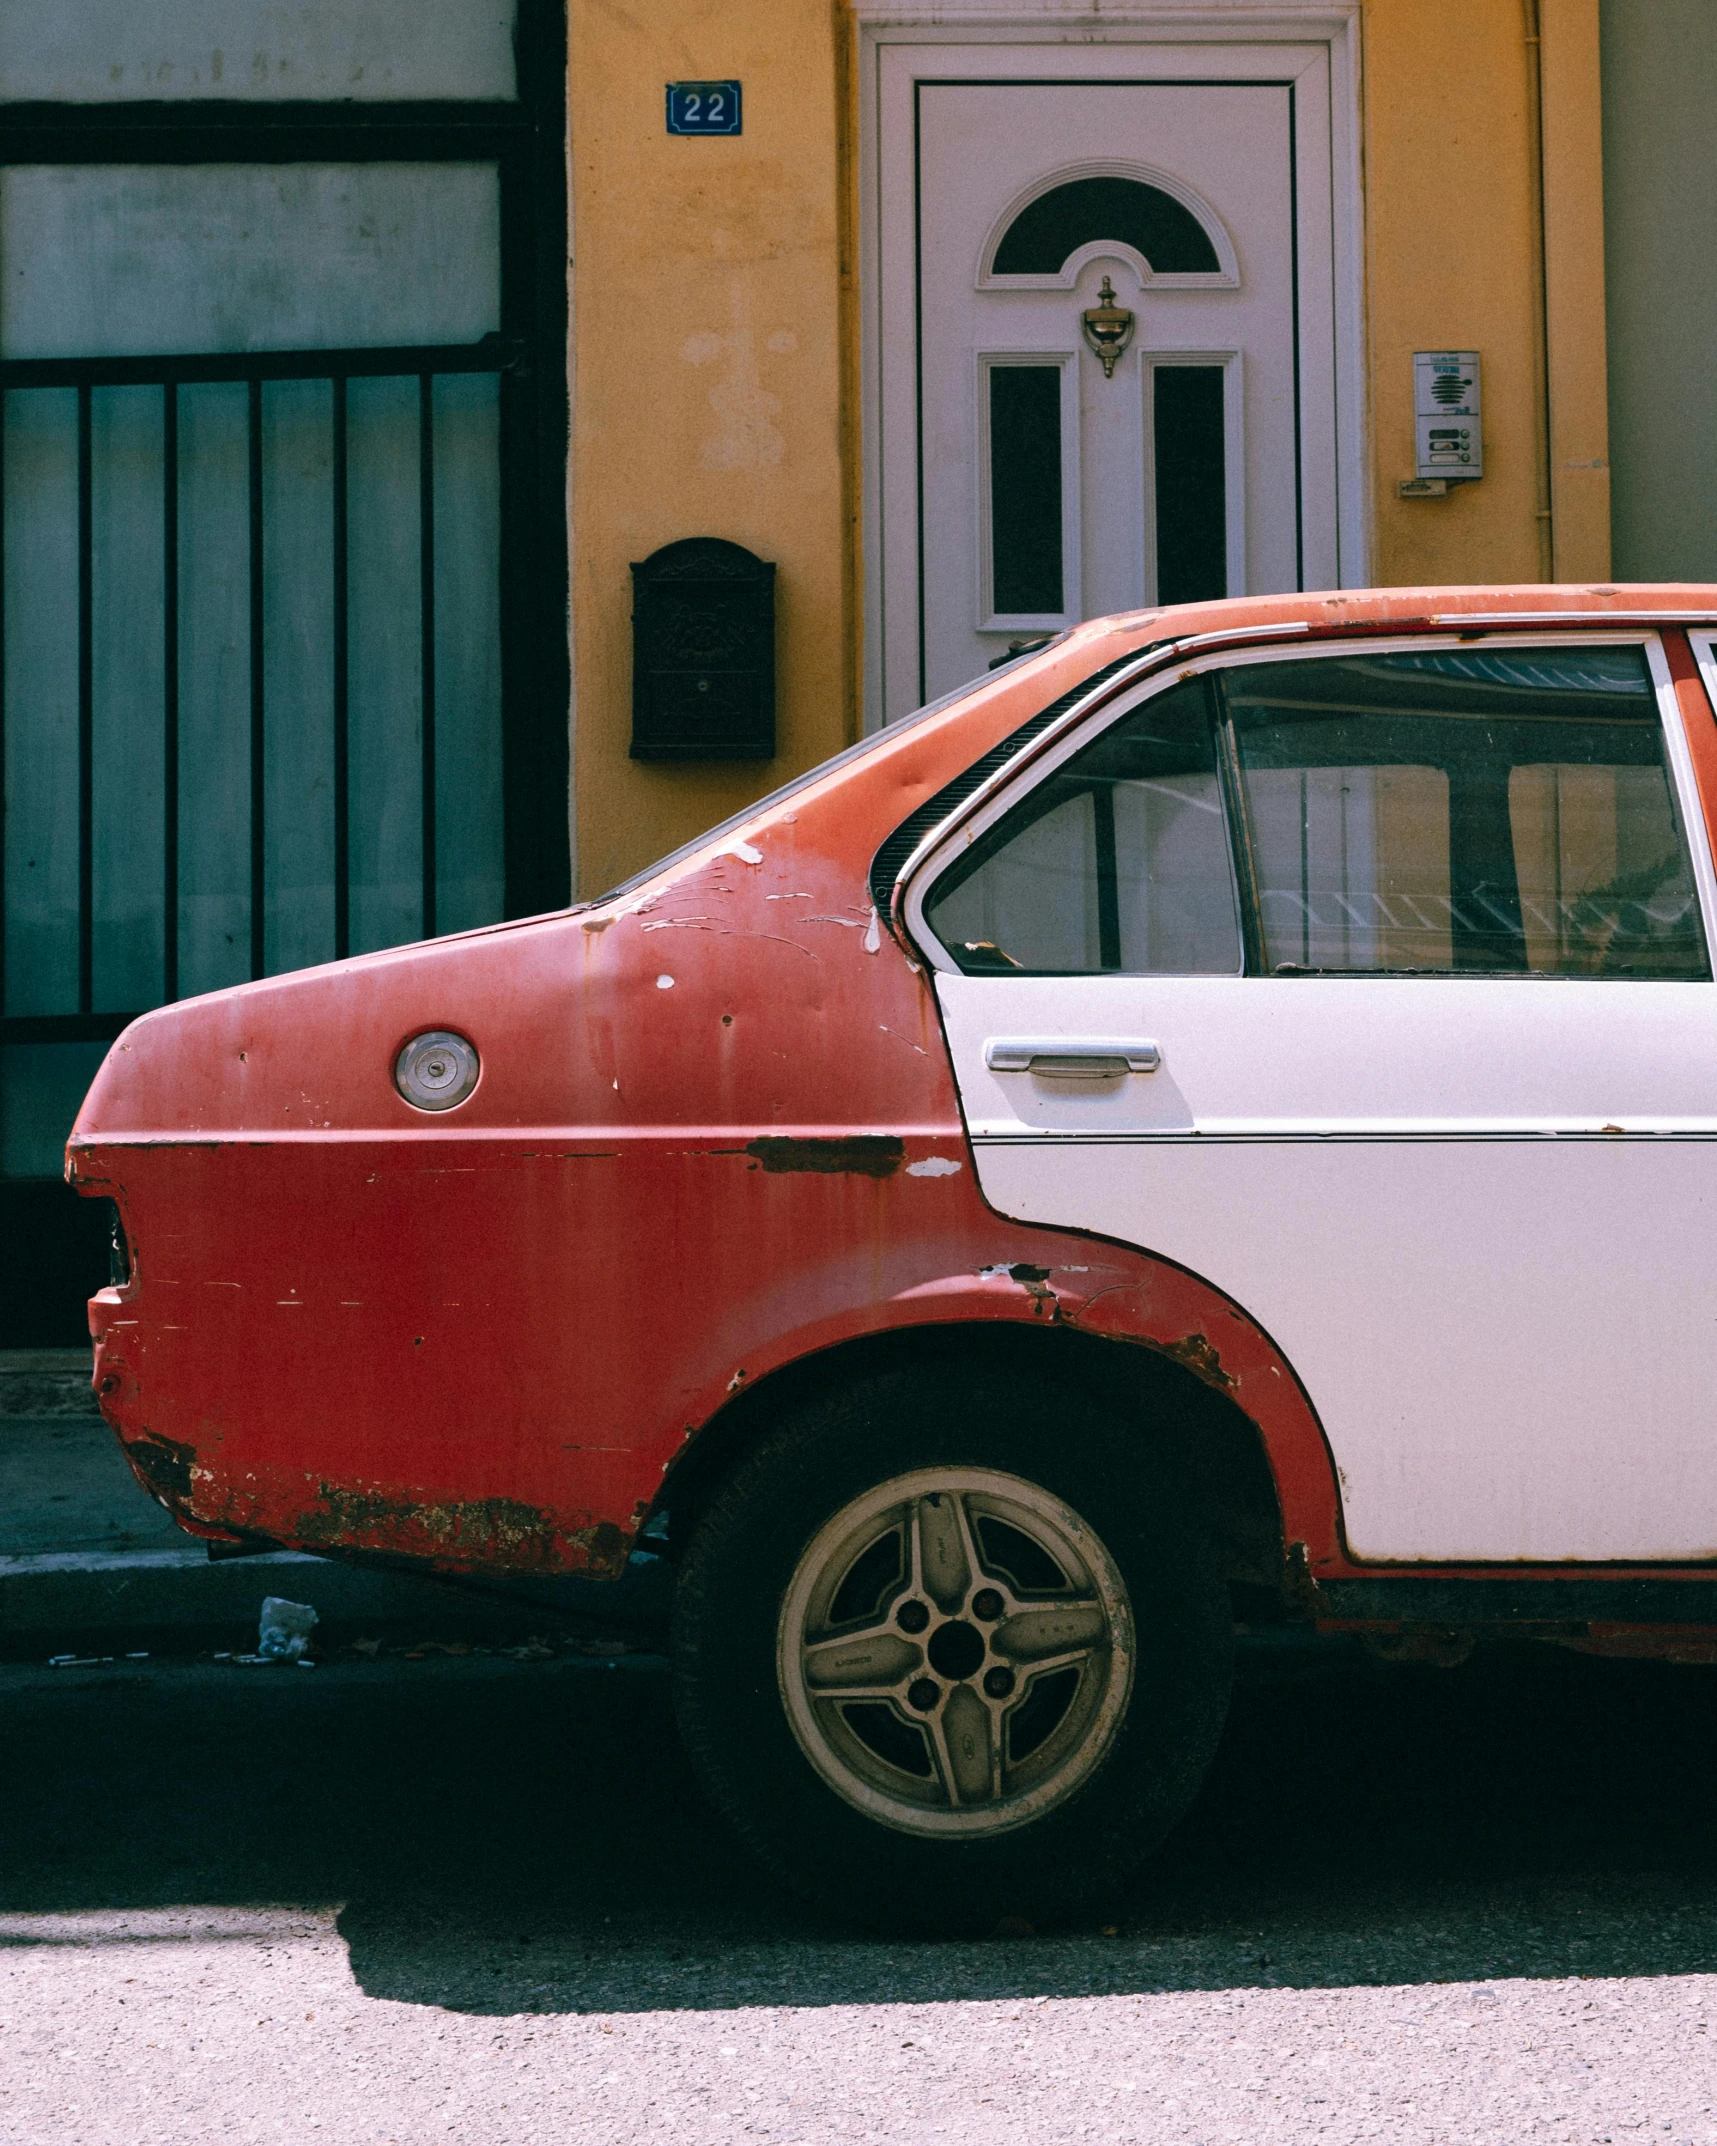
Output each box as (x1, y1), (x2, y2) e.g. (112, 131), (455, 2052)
(630, 537), (776, 761)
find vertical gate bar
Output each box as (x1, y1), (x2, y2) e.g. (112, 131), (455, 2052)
(0, 391), (8, 1019)
(332, 375), (350, 961)
(248, 377), (265, 981)
(162, 383), (180, 1003)
(418, 372), (437, 939)
(77, 384), (93, 1015)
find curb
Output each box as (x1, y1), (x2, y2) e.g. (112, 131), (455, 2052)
(0, 1350), (97, 1421)
(0, 1542), (675, 1660)
(0, 1361), (676, 1657)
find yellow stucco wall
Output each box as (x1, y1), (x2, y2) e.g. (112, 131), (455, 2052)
(567, 0), (850, 896)
(568, 3), (1613, 887)
(1362, 1), (1550, 586)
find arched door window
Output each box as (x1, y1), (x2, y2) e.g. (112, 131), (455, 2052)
(989, 174), (1224, 279)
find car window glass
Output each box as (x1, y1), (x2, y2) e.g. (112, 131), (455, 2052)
(1224, 646), (1711, 979)
(923, 677), (1242, 974)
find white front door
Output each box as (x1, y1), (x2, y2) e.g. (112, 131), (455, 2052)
(906, 635), (1717, 1564)
(872, 42), (1346, 715)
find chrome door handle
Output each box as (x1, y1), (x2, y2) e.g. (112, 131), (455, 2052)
(984, 1037), (1162, 1079)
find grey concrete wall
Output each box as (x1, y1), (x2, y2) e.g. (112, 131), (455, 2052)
(1602, 0), (1717, 579)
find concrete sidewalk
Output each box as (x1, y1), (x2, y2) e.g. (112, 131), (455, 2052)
(0, 1354), (670, 1659)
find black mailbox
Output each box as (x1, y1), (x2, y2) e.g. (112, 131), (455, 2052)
(630, 537), (776, 761)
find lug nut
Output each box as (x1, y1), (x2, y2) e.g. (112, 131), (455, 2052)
(896, 1600), (930, 1634)
(971, 1588), (1004, 1621)
(908, 1677), (941, 1712)
(983, 1666), (1016, 1699)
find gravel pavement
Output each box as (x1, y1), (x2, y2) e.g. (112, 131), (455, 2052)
(5, 1633), (1717, 2143)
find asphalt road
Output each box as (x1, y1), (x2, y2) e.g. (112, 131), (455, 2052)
(6, 1633), (1717, 2144)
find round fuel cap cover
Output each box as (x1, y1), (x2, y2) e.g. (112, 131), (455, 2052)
(394, 1030), (480, 1112)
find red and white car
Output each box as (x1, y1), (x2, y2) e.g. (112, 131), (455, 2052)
(71, 586), (1717, 1928)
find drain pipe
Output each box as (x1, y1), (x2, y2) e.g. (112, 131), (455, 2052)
(1523, 0), (1556, 579)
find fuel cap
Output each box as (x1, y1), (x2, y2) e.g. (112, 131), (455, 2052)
(394, 1030), (479, 1112)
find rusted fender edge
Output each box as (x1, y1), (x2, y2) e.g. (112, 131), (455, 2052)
(665, 1253), (1346, 1568)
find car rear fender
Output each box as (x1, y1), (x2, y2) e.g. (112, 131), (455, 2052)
(655, 1242), (1345, 1577)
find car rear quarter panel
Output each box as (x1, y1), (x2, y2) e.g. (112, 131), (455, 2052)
(76, 618), (1266, 1574)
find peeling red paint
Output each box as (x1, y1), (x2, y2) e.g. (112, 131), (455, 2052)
(745, 1135), (904, 1177)
(1152, 1332), (1237, 1393)
(124, 1430), (197, 1508)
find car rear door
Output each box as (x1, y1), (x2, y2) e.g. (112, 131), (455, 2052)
(909, 633), (1717, 1563)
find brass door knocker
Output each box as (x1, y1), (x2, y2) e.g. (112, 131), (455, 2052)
(1081, 276), (1135, 378)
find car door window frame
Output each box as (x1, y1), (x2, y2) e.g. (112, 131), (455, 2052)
(903, 630), (1717, 982)
(1679, 631), (1717, 805)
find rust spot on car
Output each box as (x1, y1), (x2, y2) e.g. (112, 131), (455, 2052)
(283, 1482), (629, 1576)
(136, 1447), (636, 1578)
(562, 1519), (632, 1578)
(1154, 1331), (1236, 1392)
(1282, 1540), (1324, 1616)
(1010, 1263), (1059, 1318)
(980, 1261), (1061, 1318)
(125, 1431), (197, 1506)
(745, 1135), (905, 1178)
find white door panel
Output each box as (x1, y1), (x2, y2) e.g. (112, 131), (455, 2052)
(968, 1127), (1717, 1562)
(917, 79), (1300, 693)
(939, 971), (1717, 1559)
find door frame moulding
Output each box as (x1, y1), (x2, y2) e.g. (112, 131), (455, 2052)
(856, 2), (1367, 731)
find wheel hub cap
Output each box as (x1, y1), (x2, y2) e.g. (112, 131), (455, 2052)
(777, 1467), (1135, 1839)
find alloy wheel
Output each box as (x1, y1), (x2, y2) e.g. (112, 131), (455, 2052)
(777, 1467), (1134, 1838)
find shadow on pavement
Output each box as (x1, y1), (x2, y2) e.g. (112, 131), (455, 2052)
(4, 1637), (1717, 2013)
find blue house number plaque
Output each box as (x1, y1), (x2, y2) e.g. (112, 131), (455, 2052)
(666, 81), (742, 135)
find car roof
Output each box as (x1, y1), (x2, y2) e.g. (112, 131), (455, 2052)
(584, 583), (1717, 917)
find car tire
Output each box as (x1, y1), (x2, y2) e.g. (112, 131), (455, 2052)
(671, 1357), (1233, 1935)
